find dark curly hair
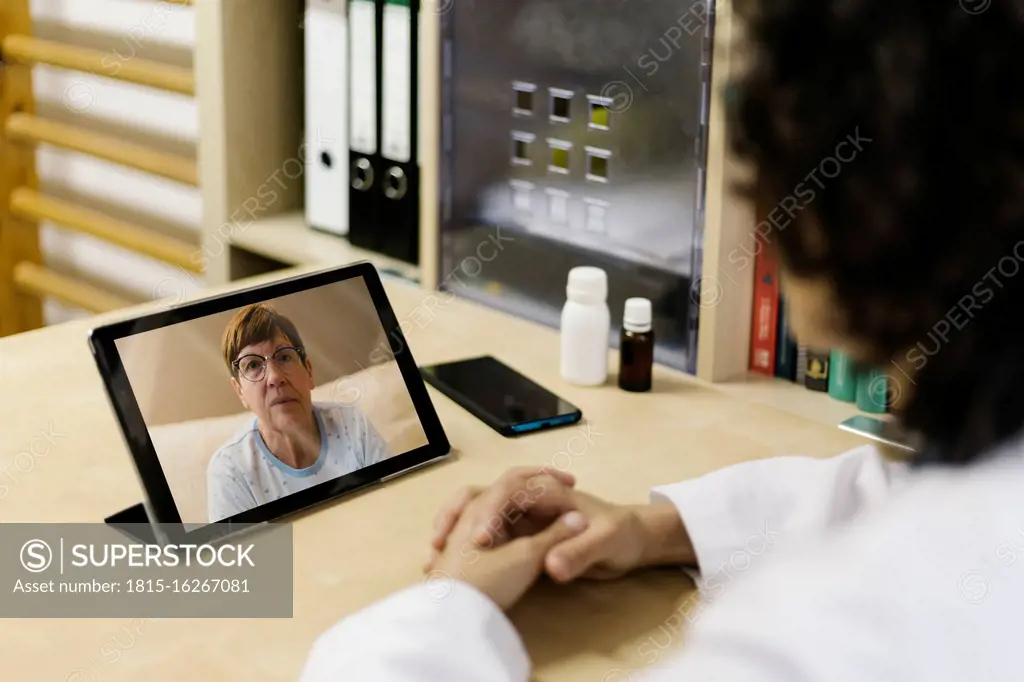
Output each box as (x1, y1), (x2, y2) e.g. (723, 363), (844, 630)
(728, 0), (1024, 464)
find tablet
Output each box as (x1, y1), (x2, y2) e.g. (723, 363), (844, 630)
(89, 262), (450, 546)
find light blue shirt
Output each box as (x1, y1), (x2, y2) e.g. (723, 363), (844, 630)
(206, 402), (390, 522)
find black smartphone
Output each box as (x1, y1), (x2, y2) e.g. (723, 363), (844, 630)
(420, 355), (582, 437)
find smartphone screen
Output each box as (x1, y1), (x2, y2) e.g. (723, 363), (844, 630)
(420, 355), (580, 433)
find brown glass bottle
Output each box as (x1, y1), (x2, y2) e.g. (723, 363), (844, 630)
(619, 298), (654, 392)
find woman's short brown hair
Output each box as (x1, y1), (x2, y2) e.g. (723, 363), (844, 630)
(221, 303), (306, 378)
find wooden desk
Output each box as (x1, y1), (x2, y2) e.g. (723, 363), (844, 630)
(0, 266), (871, 681)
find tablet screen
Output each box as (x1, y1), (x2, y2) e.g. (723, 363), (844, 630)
(111, 275), (429, 530)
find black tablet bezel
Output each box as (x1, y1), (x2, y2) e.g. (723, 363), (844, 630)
(89, 261), (450, 545)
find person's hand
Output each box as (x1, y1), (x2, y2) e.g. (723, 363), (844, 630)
(426, 468), (695, 583)
(426, 492), (589, 610)
(427, 467), (579, 557)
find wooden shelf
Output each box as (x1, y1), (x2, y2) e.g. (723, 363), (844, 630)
(194, 0), (440, 289)
(228, 211), (420, 282)
(713, 372), (883, 428)
(192, 0), (848, 428)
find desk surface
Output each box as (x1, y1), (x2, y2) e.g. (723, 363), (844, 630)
(0, 266), (871, 681)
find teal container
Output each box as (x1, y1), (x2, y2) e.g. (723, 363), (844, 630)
(856, 367), (889, 414)
(828, 350), (857, 403)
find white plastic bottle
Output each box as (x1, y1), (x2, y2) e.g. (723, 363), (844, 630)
(560, 266), (611, 386)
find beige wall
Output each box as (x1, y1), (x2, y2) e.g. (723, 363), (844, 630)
(116, 278), (390, 427)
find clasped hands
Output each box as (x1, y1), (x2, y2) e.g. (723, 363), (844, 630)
(422, 467), (695, 610)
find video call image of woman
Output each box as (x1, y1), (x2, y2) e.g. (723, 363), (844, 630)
(206, 303), (390, 522)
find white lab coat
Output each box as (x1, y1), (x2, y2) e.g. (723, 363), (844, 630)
(300, 442), (1024, 681)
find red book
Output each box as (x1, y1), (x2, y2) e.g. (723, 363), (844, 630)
(749, 240), (780, 375)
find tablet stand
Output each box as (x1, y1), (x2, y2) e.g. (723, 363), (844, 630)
(104, 503), (157, 544)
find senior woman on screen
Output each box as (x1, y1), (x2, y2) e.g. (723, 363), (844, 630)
(206, 303), (389, 522)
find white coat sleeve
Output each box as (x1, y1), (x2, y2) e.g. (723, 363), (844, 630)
(651, 443), (908, 581)
(299, 580), (530, 682)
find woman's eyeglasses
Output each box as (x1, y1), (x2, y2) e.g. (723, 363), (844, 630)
(232, 346), (305, 382)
